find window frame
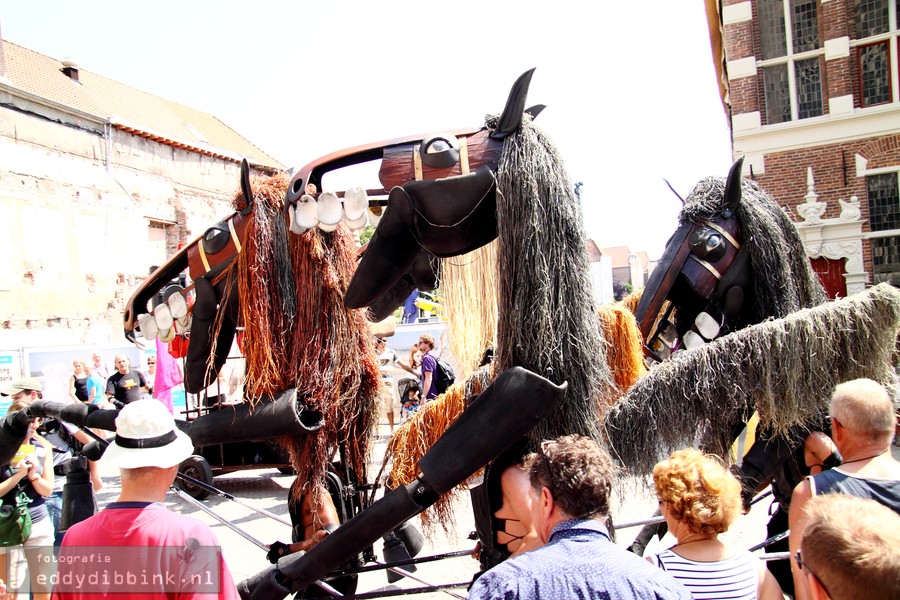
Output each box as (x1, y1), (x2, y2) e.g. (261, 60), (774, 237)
(756, 0), (826, 124)
(852, 0), (900, 108)
(865, 167), (900, 285)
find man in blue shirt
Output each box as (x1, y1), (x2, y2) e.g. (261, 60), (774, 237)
(468, 435), (690, 600)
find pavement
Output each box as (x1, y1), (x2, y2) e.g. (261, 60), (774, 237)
(82, 419), (794, 599)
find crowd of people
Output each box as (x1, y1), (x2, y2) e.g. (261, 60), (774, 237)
(1, 338), (898, 600)
(375, 333), (449, 432)
(470, 377), (899, 600)
(0, 348), (187, 597)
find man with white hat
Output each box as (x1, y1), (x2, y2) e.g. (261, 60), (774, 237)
(53, 400), (239, 599)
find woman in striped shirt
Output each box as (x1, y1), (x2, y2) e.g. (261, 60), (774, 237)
(650, 448), (783, 600)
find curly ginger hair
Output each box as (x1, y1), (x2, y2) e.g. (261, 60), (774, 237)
(653, 448), (741, 537)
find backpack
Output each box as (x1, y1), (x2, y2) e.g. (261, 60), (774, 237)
(434, 357), (456, 394)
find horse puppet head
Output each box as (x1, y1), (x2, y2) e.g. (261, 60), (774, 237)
(636, 157), (826, 362)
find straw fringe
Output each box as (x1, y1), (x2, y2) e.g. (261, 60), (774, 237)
(596, 304), (646, 412)
(440, 240), (499, 381)
(380, 367), (492, 538)
(606, 283), (900, 476)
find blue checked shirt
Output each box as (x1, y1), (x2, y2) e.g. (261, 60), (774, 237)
(468, 518), (691, 600)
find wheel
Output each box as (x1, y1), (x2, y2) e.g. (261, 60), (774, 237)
(177, 455), (213, 500)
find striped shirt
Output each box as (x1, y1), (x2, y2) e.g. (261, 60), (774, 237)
(655, 548), (758, 600)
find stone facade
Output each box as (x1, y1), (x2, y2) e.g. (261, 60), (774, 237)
(0, 95), (270, 349)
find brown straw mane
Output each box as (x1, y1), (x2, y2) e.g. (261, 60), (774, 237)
(379, 367), (492, 537)
(230, 173), (379, 496)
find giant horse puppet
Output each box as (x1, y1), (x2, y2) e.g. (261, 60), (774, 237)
(124, 70), (900, 598)
(122, 69), (609, 597)
(605, 158), (900, 570)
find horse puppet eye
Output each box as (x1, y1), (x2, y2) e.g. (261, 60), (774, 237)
(420, 134), (460, 169)
(688, 228), (727, 262)
(201, 224), (230, 255)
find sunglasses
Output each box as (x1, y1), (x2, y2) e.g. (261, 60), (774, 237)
(795, 549), (831, 597)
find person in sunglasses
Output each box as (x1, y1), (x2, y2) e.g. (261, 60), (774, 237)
(789, 378), (900, 600)
(796, 493), (900, 600)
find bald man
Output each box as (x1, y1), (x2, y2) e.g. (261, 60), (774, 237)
(105, 354), (148, 407)
(789, 378), (900, 599)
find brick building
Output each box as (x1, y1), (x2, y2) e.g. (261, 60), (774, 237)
(707, 0), (900, 297)
(0, 39), (282, 350)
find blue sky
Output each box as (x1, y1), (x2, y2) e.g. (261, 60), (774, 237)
(1, 1), (733, 258)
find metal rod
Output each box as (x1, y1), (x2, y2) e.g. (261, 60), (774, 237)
(85, 427), (293, 528)
(614, 515), (665, 530)
(171, 487), (344, 598)
(175, 472), (292, 527)
(345, 550), (475, 575)
(342, 583), (470, 599)
(170, 485), (269, 551)
(311, 578), (344, 598)
(759, 551), (790, 562)
(749, 529), (789, 552)
(79, 426), (108, 445)
(373, 561), (465, 600)
(749, 489), (773, 506)
(616, 489), (772, 532)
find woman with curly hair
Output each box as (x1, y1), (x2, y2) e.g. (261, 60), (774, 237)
(651, 448), (782, 600)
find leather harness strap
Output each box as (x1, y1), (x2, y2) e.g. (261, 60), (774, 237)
(197, 240), (212, 272)
(688, 255), (723, 280)
(228, 218), (243, 253)
(707, 221), (740, 249)
(413, 145), (423, 181)
(459, 137), (470, 175)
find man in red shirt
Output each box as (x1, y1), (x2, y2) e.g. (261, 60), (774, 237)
(52, 400), (239, 599)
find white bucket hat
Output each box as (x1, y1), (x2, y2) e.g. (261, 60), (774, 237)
(102, 399), (194, 469)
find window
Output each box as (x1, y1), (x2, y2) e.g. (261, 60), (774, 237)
(758, 0), (825, 124)
(868, 173), (900, 284)
(854, 0), (900, 107)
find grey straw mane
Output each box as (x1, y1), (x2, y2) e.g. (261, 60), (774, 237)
(493, 115), (612, 445)
(605, 283), (900, 475)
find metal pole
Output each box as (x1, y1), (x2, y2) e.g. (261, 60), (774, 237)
(348, 549), (474, 574)
(175, 472), (292, 527)
(346, 583), (470, 599)
(614, 515), (665, 529)
(759, 551), (790, 562)
(170, 485), (270, 551)
(373, 561), (465, 600)
(749, 529), (789, 552)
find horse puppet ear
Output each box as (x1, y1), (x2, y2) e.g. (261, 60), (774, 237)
(724, 157), (744, 211)
(240, 158), (254, 214)
(490, 68), (536, 140)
